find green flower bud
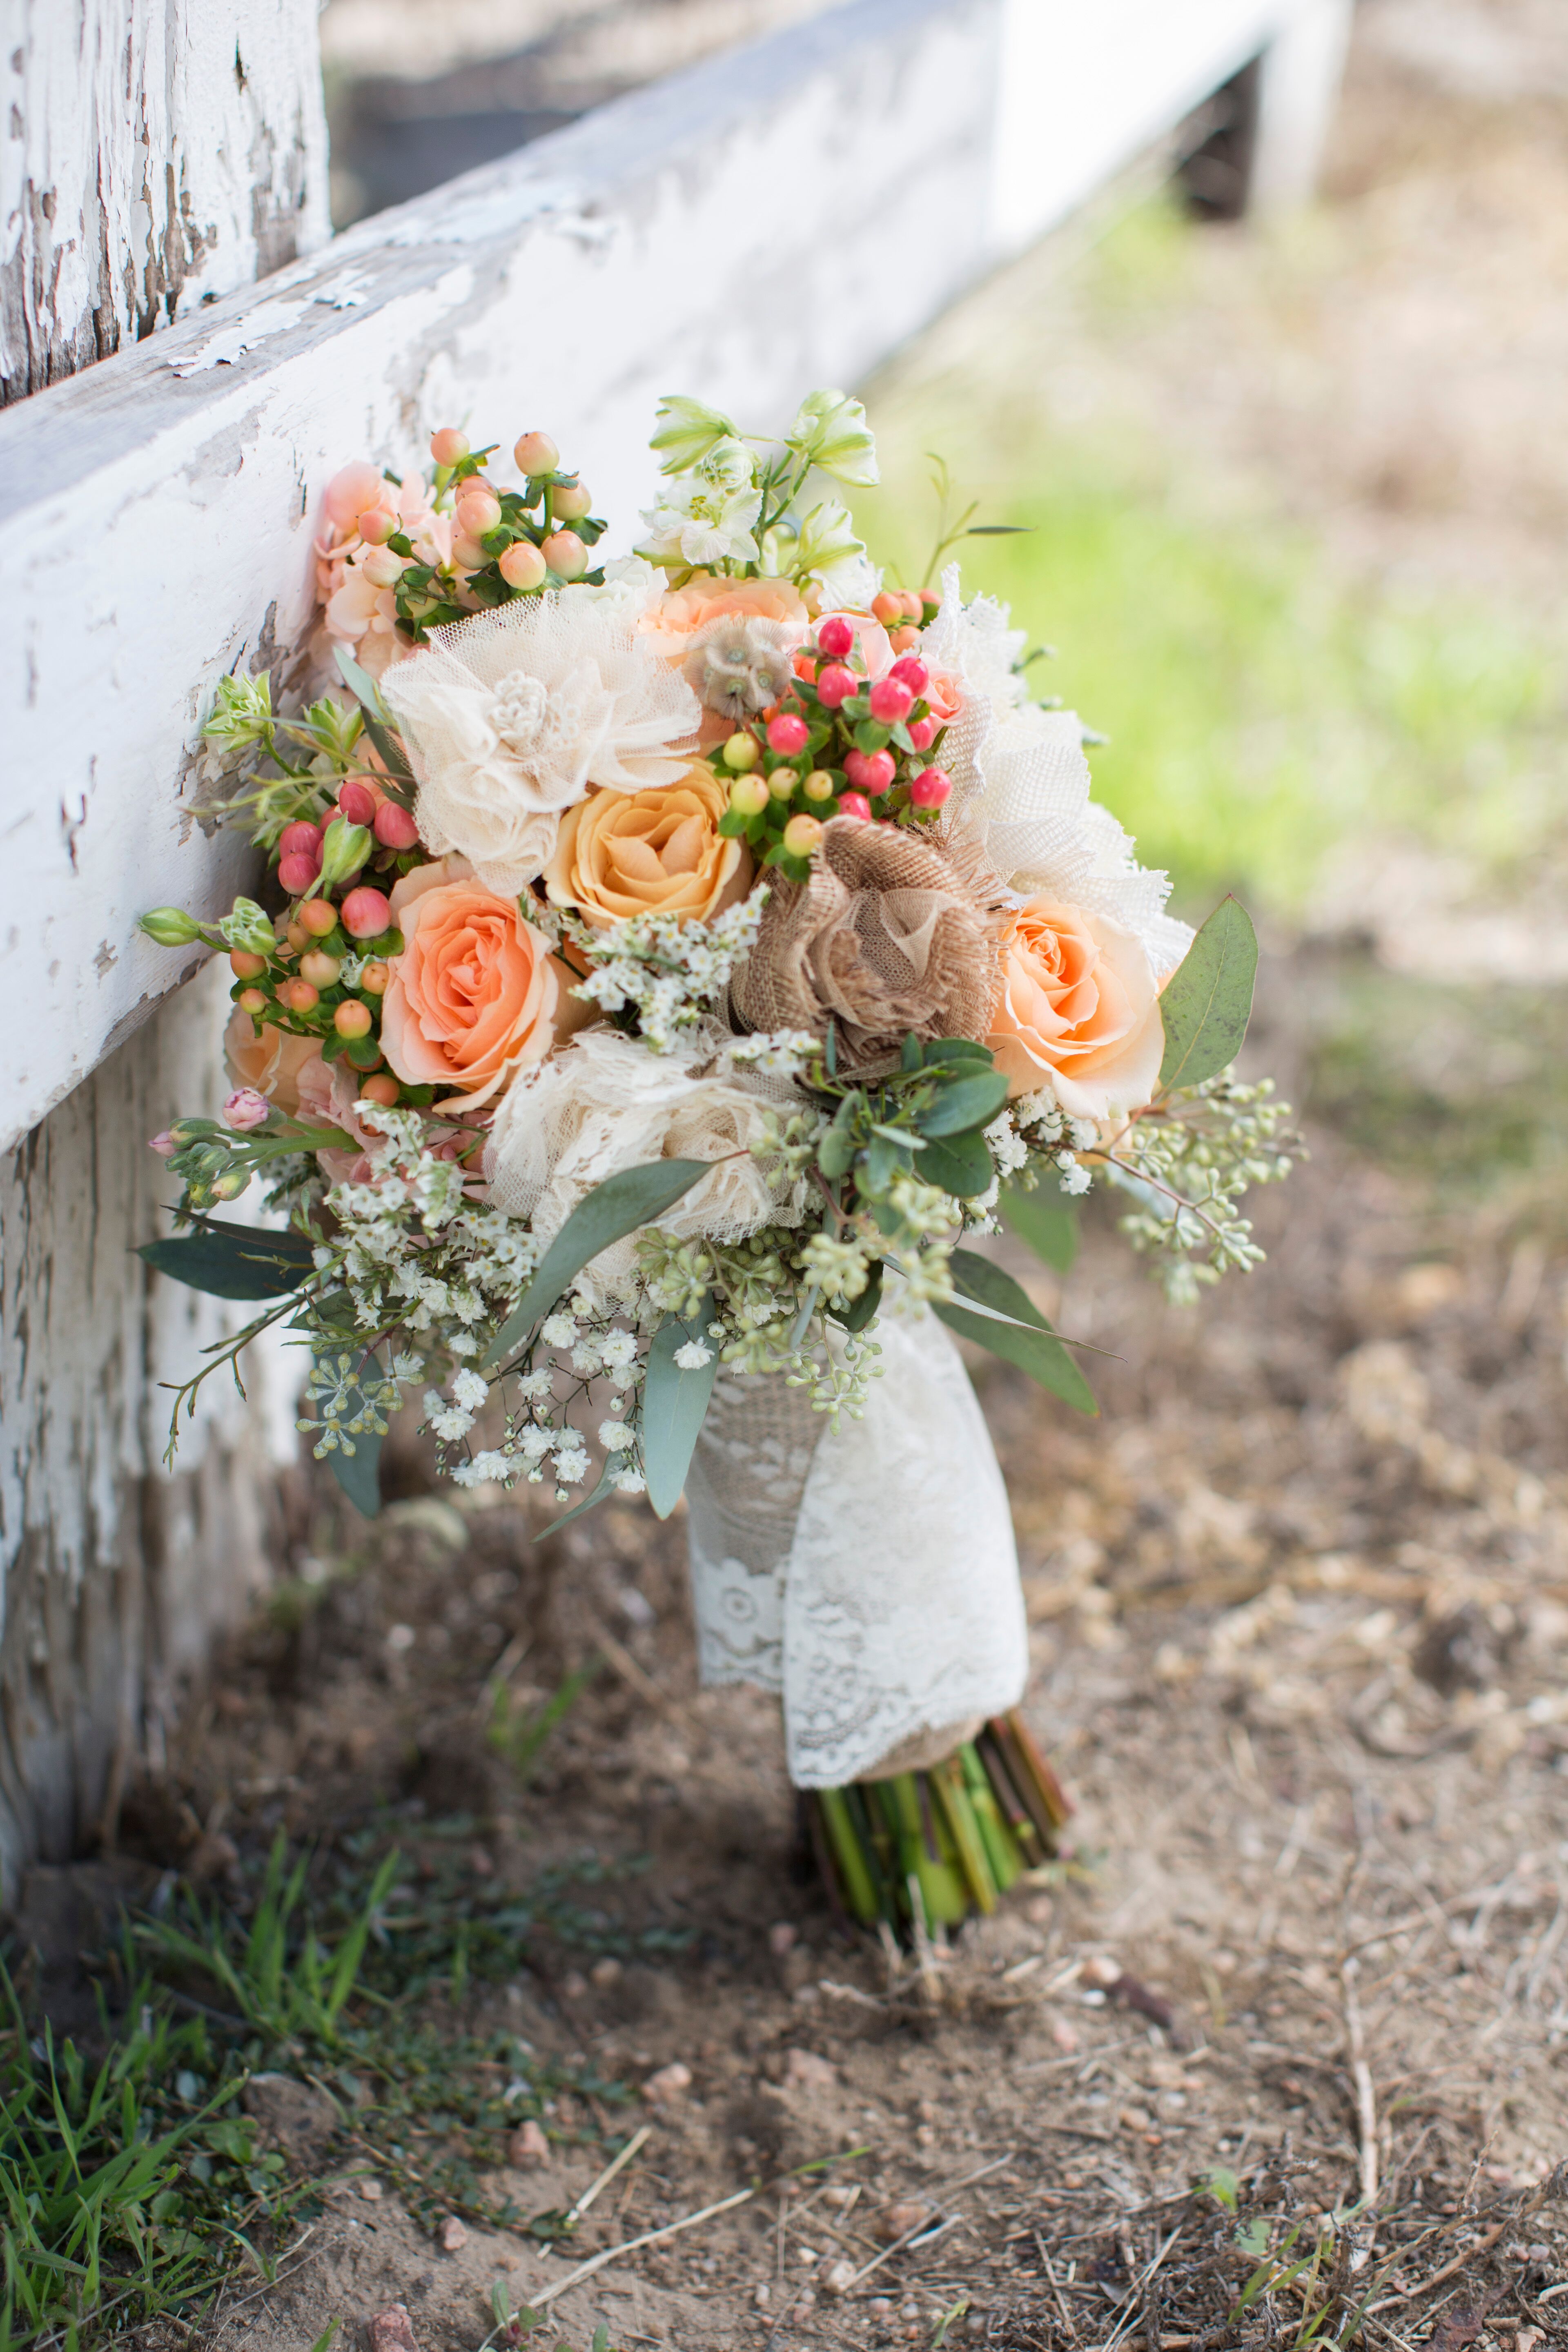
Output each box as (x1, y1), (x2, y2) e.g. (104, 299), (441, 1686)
(649, 394), (742, 475)
(788, 390), (879, 488)
(791, 499), (864, 584)
(203, 669), (274, 748)
(315, 816), (373, 891)
(216, 897), (276, 956)
(209, 1166), (252, 1201)
(140, 906), (205, 947)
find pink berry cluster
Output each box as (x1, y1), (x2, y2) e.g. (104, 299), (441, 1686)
(384, 427), (605, 640)
(715, 590), (954, 880)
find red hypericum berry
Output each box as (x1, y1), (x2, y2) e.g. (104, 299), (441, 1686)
(299, 898), (339, 937)
(837, 791), (873, 822)
(910, 765), (953, 811)
(335, 780), (377, 827)
(868, 677), (913, 726)
(766, 711), (810, 756)
(815, 664), (856, 709)
(889, 656), (930, 695)
(844, 748), (895, 797)
(277, 852), (320, 895)
(906, 715), (938, 752)
(341, 886), (392, 939)
(816, 615), (854, 659)
(374, 800), (421, 850)
(278, 820), (323, 862)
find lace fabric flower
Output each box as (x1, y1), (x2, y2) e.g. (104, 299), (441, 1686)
(381, 588), (702, 896)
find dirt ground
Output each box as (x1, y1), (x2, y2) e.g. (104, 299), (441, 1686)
(37, 6), (1568, 2349)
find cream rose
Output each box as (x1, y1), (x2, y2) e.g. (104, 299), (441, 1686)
(379, 862), (563, 1113)
(484, 1027), (804, 1310)
(987, 897), (1164, 1121)
(541, 763), (752, 929)
(222, 1009), (323, 1116)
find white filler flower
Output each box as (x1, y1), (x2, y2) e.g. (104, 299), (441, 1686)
(383, 586), (701, 895)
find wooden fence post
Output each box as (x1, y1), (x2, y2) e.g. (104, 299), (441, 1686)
(0, 0), (330, 1899)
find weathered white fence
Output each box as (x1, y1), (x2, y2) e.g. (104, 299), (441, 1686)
(0, 0), (1349, 1896)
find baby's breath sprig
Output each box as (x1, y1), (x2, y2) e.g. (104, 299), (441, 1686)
(554, 895), (768, 1051)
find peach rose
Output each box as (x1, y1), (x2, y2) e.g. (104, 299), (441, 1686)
(223, 1009), (323, 1117)
(379, 862), (562, 1112)
(987, 898), (1164, 1121)
(541, 764), (752, 930)
(639, 572), (810, 662)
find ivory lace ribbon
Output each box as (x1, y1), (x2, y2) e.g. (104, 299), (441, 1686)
(684, 1304), (1028, 1786)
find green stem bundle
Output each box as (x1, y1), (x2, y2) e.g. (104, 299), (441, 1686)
(805, 1711), (1071, 1936)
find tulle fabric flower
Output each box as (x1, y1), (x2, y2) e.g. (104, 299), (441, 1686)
(987, 897), (1164, 1121)
(381, 590), (702, 895)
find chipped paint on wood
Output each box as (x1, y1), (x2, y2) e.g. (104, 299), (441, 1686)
(0, 0), (330, 405)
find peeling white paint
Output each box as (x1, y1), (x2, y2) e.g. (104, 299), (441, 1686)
(0, 0), (330, 401)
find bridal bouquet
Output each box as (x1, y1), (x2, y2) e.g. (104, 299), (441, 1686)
(141, 390), (1293, 1930)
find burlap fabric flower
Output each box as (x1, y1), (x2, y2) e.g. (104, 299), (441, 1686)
(731, 816), (1005, 1074)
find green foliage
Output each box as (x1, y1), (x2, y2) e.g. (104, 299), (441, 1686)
(936, 1251), (1098, 1415)
(138, 1221), (316, 1301)
(484, 1160), (711, 1372)
(999, 1184), (1078, 1272)
(856, 200), (1566, 918)
(1156, 898), (1258, 1092)
(640, 1296), (721, 1519)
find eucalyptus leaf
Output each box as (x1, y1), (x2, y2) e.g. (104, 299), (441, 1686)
(921, 1038), (995, 1067)
(641, 1295), (720, 1520)
(918, 1069), (1009, 1137)
(539, 1452), (626, 1535)
(938, 1250), (1097, 1414)
(1000, 1184), (1079, 1274)
(317, 1350), (385, 1516)
(332, 642), (417, 796)
(914, 1127), (993, 1196)
(483, 1158), (710, 1370)
(327, 1425), (383, 1517)
(139, 1224), (316, 1301)
(1158, 896), (1258, 1093)
(830, 1258), (883, 1334)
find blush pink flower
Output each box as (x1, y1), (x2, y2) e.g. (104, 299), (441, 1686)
(378, 862), (564, 1112)
(220, 1087), (272, 1132)
(987, 898), (1164, 1122)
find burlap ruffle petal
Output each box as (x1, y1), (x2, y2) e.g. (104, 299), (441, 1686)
(730, 817), (1007, 1075)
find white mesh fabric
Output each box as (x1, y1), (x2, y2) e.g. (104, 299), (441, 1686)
(684, 1305), (1029, 1786)
(925, 566), (1193, 982)
(382, 583), (701, 896)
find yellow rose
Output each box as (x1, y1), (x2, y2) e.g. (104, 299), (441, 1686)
(541, 762), (753, 929)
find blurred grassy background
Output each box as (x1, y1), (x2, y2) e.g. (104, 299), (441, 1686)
(851, 108), (1568, 1240)
(856, 192), (1565, 926)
